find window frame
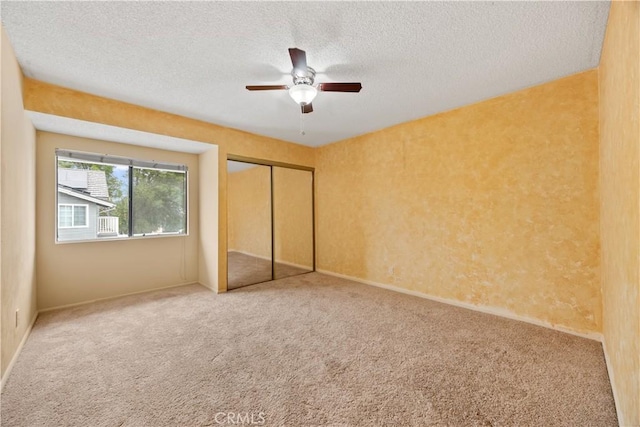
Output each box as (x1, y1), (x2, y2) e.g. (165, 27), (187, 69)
(57, 203), (89, 229)
(55, 149), (189, 243)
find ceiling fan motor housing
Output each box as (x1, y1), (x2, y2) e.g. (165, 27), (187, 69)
(292, 66), (316, 86)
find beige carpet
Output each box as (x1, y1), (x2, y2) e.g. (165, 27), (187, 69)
(1, 273), (616, 426)
(227, 251), (311, 289)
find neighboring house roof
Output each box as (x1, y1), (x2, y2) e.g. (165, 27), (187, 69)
(58, 187), (115, 208)
(85, 170), (110, 199)
(58, 168), (110, 199)
(58, 168), (115, 208)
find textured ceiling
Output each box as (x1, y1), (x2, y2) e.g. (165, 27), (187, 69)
(2, 1), (609, 147)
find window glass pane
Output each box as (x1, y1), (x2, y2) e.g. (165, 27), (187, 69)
(59, 205), (72, 227)
(57, 158), (128, 241)
(110, 165), (129, 237)
(132, 168), (186, 235)
(73, 205), (87, 226)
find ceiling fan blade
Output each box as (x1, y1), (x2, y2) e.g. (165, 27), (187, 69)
(318, 82), (362, 92)
(301, 103), (313, 114)
(289, 48), (307, 73)
(246, 85), (288, 91)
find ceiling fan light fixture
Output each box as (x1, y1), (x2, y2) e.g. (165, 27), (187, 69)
(289, 84), (317, 105)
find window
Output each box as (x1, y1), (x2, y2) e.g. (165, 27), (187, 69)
(56, 149), (188, 242)
(132, 167), (187, 235)
(58, 204), (88, 228)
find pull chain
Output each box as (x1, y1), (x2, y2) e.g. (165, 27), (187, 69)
(299, 108), (306, 136)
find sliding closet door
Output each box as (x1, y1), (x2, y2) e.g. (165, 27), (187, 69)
(272, 167), (314, 279)
(227, 161), (272, 289)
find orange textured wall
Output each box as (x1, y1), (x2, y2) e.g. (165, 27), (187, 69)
(599, 1), (640, 425)
(22, 79), (314, 167)
(316, 70), (600, 334)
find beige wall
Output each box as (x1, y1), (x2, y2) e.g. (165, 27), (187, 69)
(316, 70), (600, 335)
(23, 79), (315, 293)
(198, 147), (219, 291)
(227, 165), (272, 259)
(1, 27), (37, 378)
(599, 1), (640, 425)
(36, 132), (199, 309)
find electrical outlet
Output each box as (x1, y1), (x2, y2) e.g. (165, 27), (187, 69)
(15, 309), (19, 328)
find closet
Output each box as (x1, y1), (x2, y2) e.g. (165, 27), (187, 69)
(226, 158), (314, 289)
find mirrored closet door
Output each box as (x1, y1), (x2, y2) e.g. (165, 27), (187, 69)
(273, 166), (314, 279)
(227, 161), (273, 289)
(227, 159), (314, 290)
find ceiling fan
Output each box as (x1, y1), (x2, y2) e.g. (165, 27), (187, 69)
(246, 48), (362, 114)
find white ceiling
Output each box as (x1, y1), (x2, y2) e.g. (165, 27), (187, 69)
(2, 1), (610, 148)
(27, 111), (215, 154)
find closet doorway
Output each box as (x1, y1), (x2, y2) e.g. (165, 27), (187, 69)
(227, 157), (314, 290)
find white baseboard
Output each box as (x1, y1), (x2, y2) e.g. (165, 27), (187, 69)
(39, 281), (199, 313)
(602, 339), (624, 426)
(316, 269), (603, 342)
(197, 281), (217, 292)
(1, 311), (39, 392)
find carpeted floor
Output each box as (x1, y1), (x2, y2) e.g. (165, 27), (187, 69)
(1, 273), (617, 426)
(227, 251), (311, 289)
